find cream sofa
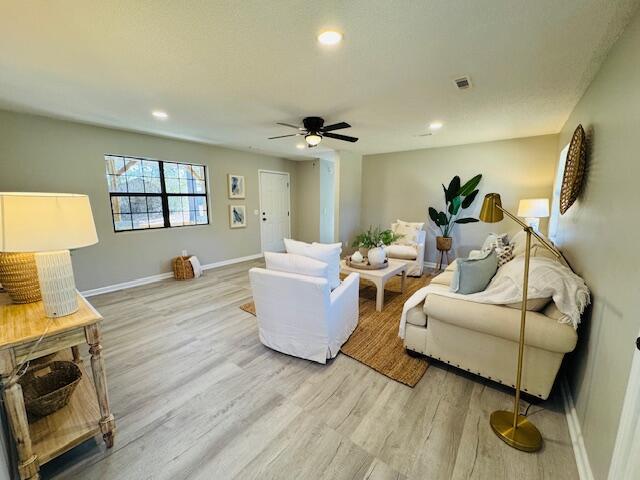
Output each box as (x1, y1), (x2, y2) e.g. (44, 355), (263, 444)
(404, 261), (578, 399)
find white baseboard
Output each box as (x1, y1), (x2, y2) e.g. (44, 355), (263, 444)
(560, 377), (594, 480)
(81, 253), (263, 297)
(424, 261), (439, 269)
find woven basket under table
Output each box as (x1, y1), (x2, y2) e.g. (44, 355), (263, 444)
(0, 252), (42, 303)
(18, 361), (82, 418)
(172, 256), (195, 280)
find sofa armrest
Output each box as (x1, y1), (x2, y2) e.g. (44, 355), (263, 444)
(424, 294), (577, 353)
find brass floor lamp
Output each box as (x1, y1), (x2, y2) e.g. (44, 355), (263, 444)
(479, 193), (561, 452)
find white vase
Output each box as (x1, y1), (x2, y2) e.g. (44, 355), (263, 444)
(351, 251), (364, 263)
(368, 247), (386, 266)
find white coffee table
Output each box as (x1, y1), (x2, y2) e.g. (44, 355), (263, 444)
(340, 259), (408, 312)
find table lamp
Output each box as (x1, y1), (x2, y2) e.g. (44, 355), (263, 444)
(479, 193), (560, 452)
(517, 198), (549, 232)
(0, 193), (98, 317)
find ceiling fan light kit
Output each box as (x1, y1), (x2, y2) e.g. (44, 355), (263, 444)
(268, 116), (358, 148)
(305, 134), (322, 146)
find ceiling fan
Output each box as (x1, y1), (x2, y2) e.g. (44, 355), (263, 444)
(268, 116), (358, 147)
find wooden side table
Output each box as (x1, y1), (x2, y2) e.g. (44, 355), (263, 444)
(0, 293), (115, 480)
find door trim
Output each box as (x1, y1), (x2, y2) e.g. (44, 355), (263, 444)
(258, 169), (291, 253)
(608, 327), (640, 479)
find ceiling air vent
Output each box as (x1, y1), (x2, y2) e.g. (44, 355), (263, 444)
(453, 76), (472, 90)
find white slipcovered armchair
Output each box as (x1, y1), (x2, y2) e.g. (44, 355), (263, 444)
(385, 221), (426, 277)
(249, 252), (360, 364)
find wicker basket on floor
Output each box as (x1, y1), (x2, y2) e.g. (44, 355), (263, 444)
(0, 252), (42, 303)
(18, 361), (82, 418)
(172, 256), (195, 280)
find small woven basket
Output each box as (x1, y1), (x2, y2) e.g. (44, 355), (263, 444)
(18, 361), (82, 418)
(172, 256), (195, 280)
(0, 252), (42, 303)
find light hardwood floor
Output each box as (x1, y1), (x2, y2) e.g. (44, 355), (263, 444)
(43, 260), (579, 480)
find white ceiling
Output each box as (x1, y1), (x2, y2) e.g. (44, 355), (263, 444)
(1, 1), (638, 159)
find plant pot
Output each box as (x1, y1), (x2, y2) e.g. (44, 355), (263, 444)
(358, 247), (370, 258)
(436, 236), (453, 252)
(367, 247), (386, 266)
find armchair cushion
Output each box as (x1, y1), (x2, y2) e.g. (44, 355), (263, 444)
(385, 244), (418, 260)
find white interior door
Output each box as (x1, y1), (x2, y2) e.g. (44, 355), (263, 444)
(259, 171), (291, 252)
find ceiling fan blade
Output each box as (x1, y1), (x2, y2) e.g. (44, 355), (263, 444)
(268, 133), (302, 139)
(276, 122), (303, 130)
(323, 132), (358, 143)
(321, 122), (351, 132)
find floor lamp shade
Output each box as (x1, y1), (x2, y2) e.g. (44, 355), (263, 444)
(479, 193), (504, 223)
(0, 193), (98, 317)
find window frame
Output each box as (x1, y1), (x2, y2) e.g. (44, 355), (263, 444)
(105, 154), (210, 233)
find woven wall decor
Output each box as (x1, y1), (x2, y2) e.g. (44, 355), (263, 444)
(560, 124), (587, 214)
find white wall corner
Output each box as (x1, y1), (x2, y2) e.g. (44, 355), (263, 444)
(81, 253), (263, 297)
(560, 377), (594, 480)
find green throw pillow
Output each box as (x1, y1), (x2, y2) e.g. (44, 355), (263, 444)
(450, 251), (498, 294)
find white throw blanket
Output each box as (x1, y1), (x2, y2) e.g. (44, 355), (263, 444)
(189, 255), (202, 278)
(399, 256), (590, 338)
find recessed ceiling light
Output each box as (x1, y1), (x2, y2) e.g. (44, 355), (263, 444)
(296, 144), (306, 150)
(152, 110), (169, 120)
(318, 31), (343, 46)
(429, 122), (443, 130)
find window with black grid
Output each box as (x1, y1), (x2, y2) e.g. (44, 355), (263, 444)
(105, 155), (209, 232)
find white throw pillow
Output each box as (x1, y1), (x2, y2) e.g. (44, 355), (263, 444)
(283, 238), (310, 253)
(510, 230), (559, 261)
(264, 252), (329, 279)
(284, 239), (341, 289)
(397, 219), (425, 230)
(481, 233), (509, 251)
(393, 220), (424, 246)
(480, 232), (513, 267)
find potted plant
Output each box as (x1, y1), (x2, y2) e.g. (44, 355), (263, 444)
(352, 226), (402, 265)
(428, 174), (483, 254)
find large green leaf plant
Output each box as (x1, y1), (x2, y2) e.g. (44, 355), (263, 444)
(428, 174), (482, 237)
(352, 226), (402, 249)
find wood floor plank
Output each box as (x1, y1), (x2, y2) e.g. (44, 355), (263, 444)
(43, 260), (578, 480)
